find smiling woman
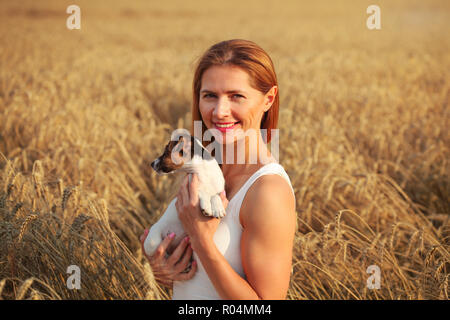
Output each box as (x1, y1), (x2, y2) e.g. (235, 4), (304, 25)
(192, 39), (279, 145)
(141, 39), (296, 300)
(197, 64), (279, 161)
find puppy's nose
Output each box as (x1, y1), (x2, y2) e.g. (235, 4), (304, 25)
(151, 159), (158, 170)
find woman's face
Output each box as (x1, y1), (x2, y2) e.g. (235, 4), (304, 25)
(199, 65), (276, 145)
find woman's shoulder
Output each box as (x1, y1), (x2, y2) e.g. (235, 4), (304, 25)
(239, 171), (296, 228)
(247, 172), (295, 204)
(252, 162), (295, 199)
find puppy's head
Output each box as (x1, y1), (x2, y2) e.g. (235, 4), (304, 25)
(150, 132), (212, 174)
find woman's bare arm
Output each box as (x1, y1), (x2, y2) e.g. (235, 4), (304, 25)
(190, 174), (296, 299)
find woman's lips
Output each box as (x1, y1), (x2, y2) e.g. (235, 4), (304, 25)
(214, 122), (240, 133)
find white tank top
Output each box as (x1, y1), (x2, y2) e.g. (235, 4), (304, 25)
(172, 162), (295, 300)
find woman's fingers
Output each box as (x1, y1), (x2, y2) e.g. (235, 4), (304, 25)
(178, 175), (190, 205)
(139, 228), (198, 286)
(174, 245), (194, 273)
(151, 232), (175, 260)
(175, 260), (198, 281)
(166, 236), (190, 266)
(140, 229), (149, 243)
(188, 173), (199, 206)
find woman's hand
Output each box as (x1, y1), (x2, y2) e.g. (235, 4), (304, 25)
(140, 229), (197, 287)
(175, 173), (229, 251)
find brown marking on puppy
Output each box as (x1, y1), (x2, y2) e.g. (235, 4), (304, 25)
(151, 134), (214, 173)
(158, 139), (185, 173)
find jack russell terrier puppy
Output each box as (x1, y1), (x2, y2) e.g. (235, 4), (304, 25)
(143, 131), (226, 258)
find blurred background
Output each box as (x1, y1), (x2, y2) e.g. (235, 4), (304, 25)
(0, 0), (448, 299)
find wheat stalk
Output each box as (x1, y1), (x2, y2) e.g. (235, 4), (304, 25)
(70, 213), (91, 234)
(0, 279), (6, 299)
(335, 211), (342, 240)
(425, 246), (437, 267)
(434, 261), (446, 279)
(440, 275), (449, 300)
(18, 214), (38, 243)
(16, 278), (35, 300)
(389, 223), (399, 250)
(61, 187), (72, 211)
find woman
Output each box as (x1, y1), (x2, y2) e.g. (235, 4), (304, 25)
(140, 39), (296, 300)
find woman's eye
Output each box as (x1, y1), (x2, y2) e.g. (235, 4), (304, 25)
(203, 93), (244, 99)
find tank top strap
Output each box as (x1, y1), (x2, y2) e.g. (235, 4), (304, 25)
(227, 162), (295, 221)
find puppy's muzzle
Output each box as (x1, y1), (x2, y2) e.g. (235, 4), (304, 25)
(151, 158), (160, 171)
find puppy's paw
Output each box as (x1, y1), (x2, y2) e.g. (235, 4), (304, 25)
(210, 194), (226, 219)
(199, 193), (213, 217)
(200, 207), (212, 217)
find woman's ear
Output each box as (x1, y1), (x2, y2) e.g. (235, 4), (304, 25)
(264, 85), (278, 112)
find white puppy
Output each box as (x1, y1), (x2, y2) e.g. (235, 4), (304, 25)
(143, 131), (226, 257)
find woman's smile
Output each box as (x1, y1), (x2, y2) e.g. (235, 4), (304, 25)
(213, 121), (241, 132)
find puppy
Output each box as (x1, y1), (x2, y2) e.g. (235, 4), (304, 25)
(143, 131), (226, 257)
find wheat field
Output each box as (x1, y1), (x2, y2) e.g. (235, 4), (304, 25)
(0, 0), (448, 300)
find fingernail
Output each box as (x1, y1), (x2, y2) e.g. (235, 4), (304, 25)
(169, 232), (175, 238)
(184, 236), (190, 242)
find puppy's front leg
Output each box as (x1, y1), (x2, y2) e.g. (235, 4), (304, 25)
(210, 194), (226, 218)
(198, 191), (213, 217)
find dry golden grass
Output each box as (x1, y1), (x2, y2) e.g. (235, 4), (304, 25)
(0, 0), (448, 299)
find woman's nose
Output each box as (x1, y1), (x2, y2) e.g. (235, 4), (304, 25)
(212, 97), (231, 118)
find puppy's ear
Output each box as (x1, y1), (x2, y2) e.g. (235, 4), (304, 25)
(181, 135), (192, 156)
(171, 135), (191, 159)
(177, 136), (184, 147)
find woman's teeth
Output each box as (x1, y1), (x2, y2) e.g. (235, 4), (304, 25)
(216, 123), (236, 128)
